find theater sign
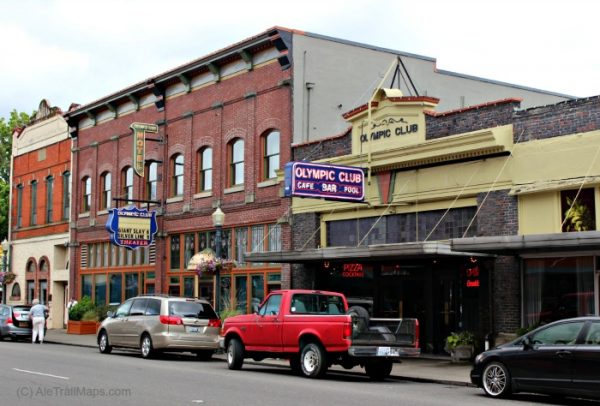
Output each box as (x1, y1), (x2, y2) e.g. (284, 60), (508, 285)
(106, 206), (158, 249)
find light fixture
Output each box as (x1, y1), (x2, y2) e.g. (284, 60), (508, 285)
(212, 207), (225, 227)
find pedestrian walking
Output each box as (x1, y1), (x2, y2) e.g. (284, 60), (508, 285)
(29, 299), (47, 344)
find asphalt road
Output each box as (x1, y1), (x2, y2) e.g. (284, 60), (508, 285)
(1, 341), (598, 406)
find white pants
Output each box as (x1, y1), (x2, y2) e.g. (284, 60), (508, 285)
(32, 317), (45, 343)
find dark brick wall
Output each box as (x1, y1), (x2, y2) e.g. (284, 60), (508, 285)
(514, 96), (600, 142)
(475, 190), (518, 237)
(293, 131), (352, 161)
(426, 101), (519, 140)
(491, 255), (520, 334)
(290, 212), (320, 289)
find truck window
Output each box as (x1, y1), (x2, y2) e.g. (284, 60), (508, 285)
(259, 294), (282, 316)
(291, 294), (344, 315)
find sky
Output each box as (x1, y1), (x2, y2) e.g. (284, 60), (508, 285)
(1, 0), (599, 120)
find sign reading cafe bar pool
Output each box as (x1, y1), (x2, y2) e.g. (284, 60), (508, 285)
(284, 161), (365, 202)
(106, 206), (158, 249)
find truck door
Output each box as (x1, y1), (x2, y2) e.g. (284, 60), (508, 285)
(248, 293), (283, 349)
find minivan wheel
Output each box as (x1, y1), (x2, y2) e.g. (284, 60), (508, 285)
(482, 361), (511, 398)
(227, 338), (244, 370)
(98, 331), (112, 354)
(140, 334), (155, 359)
(300, 342), (327, 378)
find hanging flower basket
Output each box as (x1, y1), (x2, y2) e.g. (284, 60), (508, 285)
(195, 258), (236, 277)
(0, 271), (16, 285)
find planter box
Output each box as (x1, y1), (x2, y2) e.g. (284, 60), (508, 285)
(450, 345), (474, 362)
(67, 320), (98, 335)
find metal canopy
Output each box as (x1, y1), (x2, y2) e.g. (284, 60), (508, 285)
(244, 241), (492, 264)
(450, 231), (600, 255)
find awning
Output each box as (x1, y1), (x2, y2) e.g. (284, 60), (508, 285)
(451, 231), (600, 255)
(244, 241), (492, 264)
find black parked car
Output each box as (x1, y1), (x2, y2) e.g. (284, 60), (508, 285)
(471, 317), (600, 400)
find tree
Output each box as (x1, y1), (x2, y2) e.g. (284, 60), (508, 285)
(0, 110), (32, 241)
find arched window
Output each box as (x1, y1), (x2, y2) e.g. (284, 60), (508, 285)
(122, 167), (134, 203)
(198, 147), (212, 192)
(263, 130), (280, 180)
(171, 154), (184, 197)
(45, 176), (54, 223)
(31, 180), (38, 225)
(11, 283), (21, 299)
(101, 172), (112, 210)
(62, 171), (71, 220)
(27, 260), (36, 273)
(39, 258), (49, 273)
(81, 176), (91, 212)
(145, 162), (158, 201)
(229, 139), (244, 186)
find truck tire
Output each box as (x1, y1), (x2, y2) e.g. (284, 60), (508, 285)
(347, 305), (370, 335)
(365, 359), (393, 381)
(300, 342), (327, 378)
(227, 338), (244, 370)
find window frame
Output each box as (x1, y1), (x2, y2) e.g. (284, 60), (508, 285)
(122, 167), (134, 204)
(171, 154), (184, 197)
(263, 130), (280, 180)
(229, 139), (244, 186)
(100, 172), (112, 210)
(145, 161), (158, 201)
(197, 147), (213, 192)
(81, 176), (91, 213)
(16, 184), (24, 228)
(45, 176), (54, 223)
(30, 180), (38, 225)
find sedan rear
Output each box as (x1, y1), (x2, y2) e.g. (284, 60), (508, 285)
(0, 305), (32, 341)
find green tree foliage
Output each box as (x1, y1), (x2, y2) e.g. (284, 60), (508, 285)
(0, 109), (32, 241)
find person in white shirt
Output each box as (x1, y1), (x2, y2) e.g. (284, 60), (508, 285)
(29, 299), (47, 344)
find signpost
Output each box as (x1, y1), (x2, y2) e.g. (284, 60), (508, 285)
(284, 161), (365, 202)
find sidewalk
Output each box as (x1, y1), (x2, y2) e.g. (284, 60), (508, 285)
(44, 329), (473, 386)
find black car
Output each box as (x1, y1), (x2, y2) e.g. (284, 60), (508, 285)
(0, 305), (34, 341)
(471, 317), (600, 399)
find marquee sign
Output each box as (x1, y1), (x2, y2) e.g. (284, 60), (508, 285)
(106, 206), (158, 249)
(130, 122), (158, 177)
(284, 161), (365, 202)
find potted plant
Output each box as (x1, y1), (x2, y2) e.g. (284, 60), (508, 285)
(445, 331), (476, 362)
(67, 296), (98, 334)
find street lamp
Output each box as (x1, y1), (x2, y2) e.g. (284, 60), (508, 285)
(2, 238), (9, 304)
(212, 207), (225, 314)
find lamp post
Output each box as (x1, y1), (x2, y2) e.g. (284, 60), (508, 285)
(2, 238), (9, 304)
(212, 207), (225, 314)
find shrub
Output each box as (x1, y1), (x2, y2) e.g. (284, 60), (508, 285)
(81, 309), (99, 321)
(68, 296), (95, 321)
(445, 331), (475, 351)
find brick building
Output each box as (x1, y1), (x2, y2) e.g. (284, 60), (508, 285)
(248, 91), (600, 353)
(62, 27), (575, 316)
(8, 99), (71, 328)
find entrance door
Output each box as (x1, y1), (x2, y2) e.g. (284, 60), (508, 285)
(434, 273), (457, 353)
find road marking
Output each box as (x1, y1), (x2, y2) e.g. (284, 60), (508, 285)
(13, 368), (70, 380)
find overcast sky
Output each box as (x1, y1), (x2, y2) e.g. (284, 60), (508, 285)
(1, 0), (599, 120)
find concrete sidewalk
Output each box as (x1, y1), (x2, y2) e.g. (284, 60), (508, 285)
(44, 328), (473, 386)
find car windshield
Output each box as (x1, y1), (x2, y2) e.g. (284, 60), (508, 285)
(13, 306), (31, 312)
(169, 301), (218, 319)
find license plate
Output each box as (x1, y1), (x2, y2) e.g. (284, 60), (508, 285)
(185, 326), (200, 333)
(19, 322), (29, 328)
(376, 347), (399, 356)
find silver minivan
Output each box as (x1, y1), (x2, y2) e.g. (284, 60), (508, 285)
(97, 295), (221, 359)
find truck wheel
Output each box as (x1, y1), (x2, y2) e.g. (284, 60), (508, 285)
(365, 359), (393, 381)
(347, 306), (370, 335)
(300, 342), (327, 378)
(227, 338), (244, 370)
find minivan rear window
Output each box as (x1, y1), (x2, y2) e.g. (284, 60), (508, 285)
(169, 301), (218, 319)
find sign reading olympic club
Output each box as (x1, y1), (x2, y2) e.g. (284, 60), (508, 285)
(106, 206), (158, 249)
(284, 161), (365, 202)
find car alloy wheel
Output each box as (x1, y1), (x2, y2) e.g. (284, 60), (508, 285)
(482, 361), (511, 397)
(98, 331), (112, 354)
(141, 335), (154, 359)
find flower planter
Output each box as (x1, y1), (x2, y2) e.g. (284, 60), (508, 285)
(67, 320), (98, 335)
(450, 344), (474, 362)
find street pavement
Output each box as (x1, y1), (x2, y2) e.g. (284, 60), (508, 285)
(44, 328), (473, 386)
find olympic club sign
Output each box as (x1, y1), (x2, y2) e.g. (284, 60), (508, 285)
(106, 206), (158, 249)
(284, 161), (365, 202)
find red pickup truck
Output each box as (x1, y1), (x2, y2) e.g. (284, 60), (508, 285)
(220, 289), (420, 380)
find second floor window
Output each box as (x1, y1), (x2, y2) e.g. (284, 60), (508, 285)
(30, 180), (38, 225)
(101, 172), (112, 210)
(122, 167), (134, 203)
(171, 154), (184, 197)
(263, 130), (280, 180)
(45, 176), (54, 223)
(62, 171), (70, 220)
(198, 147), (212, 192)
(229, 139), (244, 186)
(146, 162), (158, 201)
(82, 176), (91, 212)
(16, 184), (23, 228)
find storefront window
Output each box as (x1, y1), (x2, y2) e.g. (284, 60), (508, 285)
(561, 188), (596, 232)
(184, 277), (194, 298)
(251, 274), (265, 310)
(524, 256), (595, 327)
(109, 274), (122, 305)
(95, 274), (107, 305)
(235, 228), (247, 265)
(170, 235), (180, 270)
(125, 273), (139, 299)
(82, 275), (92, 298)
(184, 234), (195, 268)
